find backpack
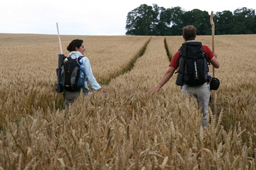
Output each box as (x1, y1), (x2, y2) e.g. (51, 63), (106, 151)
(56, 54), (65, 93)
(176, 41), (209, 86)
(56, 55), (86, 92)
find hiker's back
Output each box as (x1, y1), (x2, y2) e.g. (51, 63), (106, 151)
(63, 55), (86, 92)
(176, 41), (209, 86)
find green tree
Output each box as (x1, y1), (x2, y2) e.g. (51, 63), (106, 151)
(215, 11), (234, 34)
(125, 5), (256, 35)
(154, 7), (171, 35)
(168, 7), (185, 35)
(242, 8), (256, 34)
(232, 7), (253, 34)
(126, 4), (159, 35)
(183, 9), (211, 35)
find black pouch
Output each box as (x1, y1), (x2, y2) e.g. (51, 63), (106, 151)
(210, 77), (220, 90)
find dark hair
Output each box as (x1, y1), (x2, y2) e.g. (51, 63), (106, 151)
(183, 25), (196, 41)
(67, 39), (83, 52)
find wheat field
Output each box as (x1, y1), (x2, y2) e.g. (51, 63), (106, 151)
(0, 33), (255, 169)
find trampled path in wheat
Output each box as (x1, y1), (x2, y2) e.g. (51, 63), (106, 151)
(107, 37), (172, 90)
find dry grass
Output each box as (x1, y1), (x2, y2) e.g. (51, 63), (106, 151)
(0, 34), (255, 169)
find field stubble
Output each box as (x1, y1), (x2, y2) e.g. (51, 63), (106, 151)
(0, 34), (255, 169)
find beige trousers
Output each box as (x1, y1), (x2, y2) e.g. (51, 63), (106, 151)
(181, 83), (211, 127)
(63, 88), (88, 109)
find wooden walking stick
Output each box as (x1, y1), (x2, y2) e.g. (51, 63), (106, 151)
(210, 11), (217, 114)
(56, 22), (63, 54)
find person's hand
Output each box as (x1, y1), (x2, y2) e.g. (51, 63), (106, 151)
(213, 53), (217, 59)
(97, 88), (106, 93)
(147, 85), (161, 94)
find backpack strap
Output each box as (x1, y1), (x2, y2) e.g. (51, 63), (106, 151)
(76, 56), (86, 74)
(77, 56), (84, 65)
(175, 54), (182, 74)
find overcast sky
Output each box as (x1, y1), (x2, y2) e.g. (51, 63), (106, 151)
(0, 0), (255, 35)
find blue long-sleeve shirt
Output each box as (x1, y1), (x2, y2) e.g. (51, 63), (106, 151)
(67, 51), (101, 91)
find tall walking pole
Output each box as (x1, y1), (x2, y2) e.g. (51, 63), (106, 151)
(56, 22), (63, 54)
(210, 11), (217, 114)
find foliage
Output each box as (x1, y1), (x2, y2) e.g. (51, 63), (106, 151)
(126, 4), (160, 35)
(126, 4), (256, 35)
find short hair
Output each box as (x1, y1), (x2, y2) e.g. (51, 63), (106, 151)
(67, 39), (83, 52)
(183, 25), (196, 41)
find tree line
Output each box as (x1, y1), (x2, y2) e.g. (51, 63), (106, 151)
(125, 4), (256, 35)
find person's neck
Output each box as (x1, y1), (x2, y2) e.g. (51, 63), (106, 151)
(186, 40), (196, 42)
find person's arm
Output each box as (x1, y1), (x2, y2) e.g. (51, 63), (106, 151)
(83, 57), (104, 91)
(210, 53), (220, 68)
(147, 66), (176, 94)
(203, 46), (220, 69)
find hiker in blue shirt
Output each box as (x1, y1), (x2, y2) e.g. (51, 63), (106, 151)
(64, 39), (106, 108)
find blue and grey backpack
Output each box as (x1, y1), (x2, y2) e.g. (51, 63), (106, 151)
(56, 55), (86, 92)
